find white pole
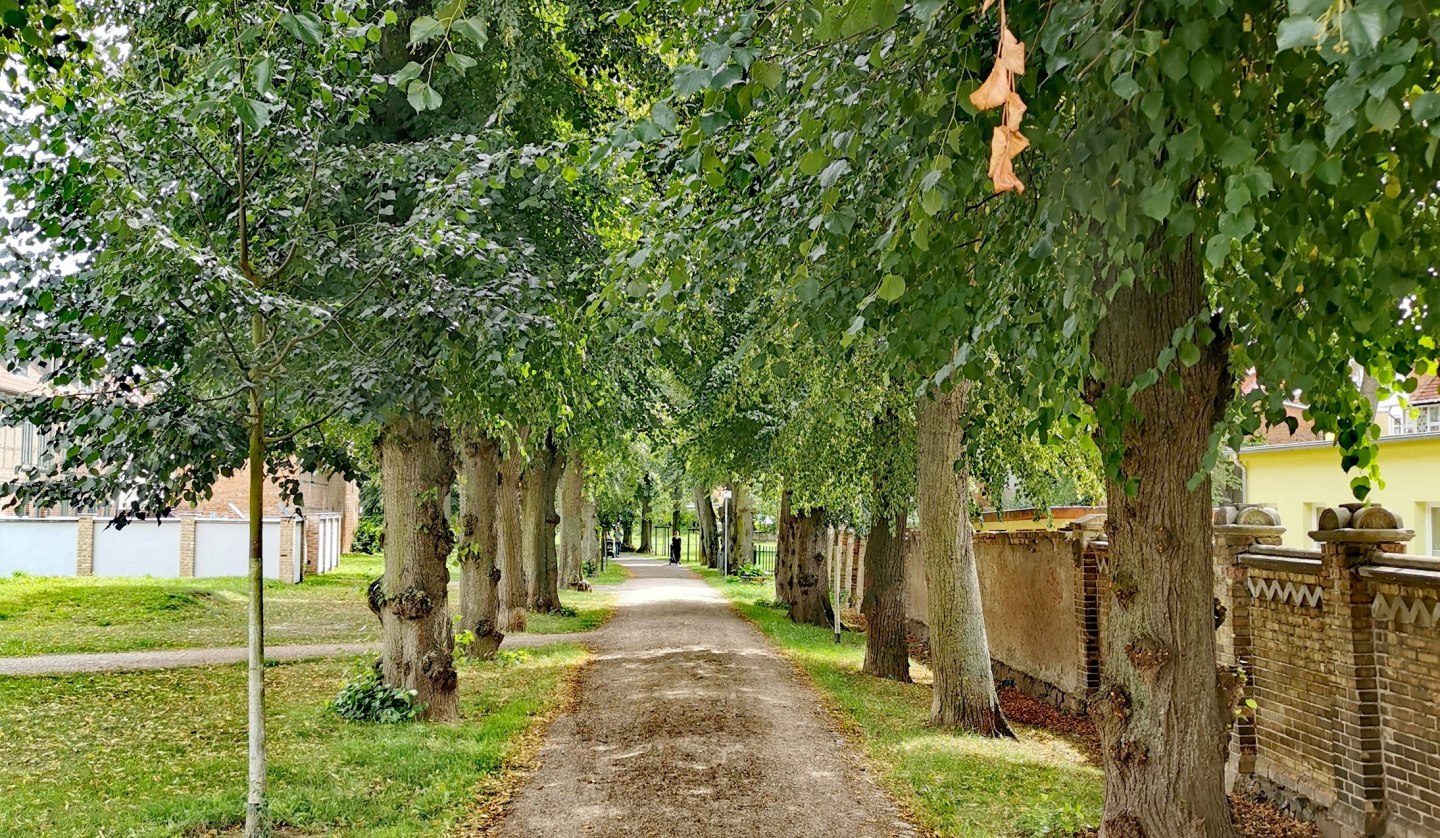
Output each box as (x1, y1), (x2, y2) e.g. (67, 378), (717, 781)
(722, 497), (729, 576)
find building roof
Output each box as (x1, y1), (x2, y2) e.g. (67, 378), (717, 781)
(1409, 373), (1439, 405)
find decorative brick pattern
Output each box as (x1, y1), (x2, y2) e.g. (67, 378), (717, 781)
(1373, 580), (1440, 837)
(1247, 575), (1324, 608)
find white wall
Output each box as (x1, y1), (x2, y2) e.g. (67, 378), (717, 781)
(93, 519), (182, 577)
(194, 519), (250, 578)
(0, 518), (79, 576)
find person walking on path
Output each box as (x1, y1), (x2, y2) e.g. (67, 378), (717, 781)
(669, 532), (682, 564)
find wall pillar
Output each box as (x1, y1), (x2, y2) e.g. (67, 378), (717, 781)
(178, 513), (197, 578)
(278, 513), (297, 584)
(75, 515), (94, 576)
(1212, 505), (1286, 787)
(1313, 505), (1414, 837)
(1068, 515), (1107, 705)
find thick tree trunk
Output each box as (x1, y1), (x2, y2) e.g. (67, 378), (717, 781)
(456, 432), (503, 660)
(775, 488), (796, 605)
(523, 431), (563, 613)
(916, 385), (1012, 736)
(736, 483), (754, 570)
(376, 415), (459, 723)
(862, 507), (911, 682)
(581, 496), (600, 574)
(694, 488), (718, 568)
(620, 518), (634, 551)
(496, 434), (527, 633)
(1091, 240), (1236, 838)
(558, 450), (589, 591)
(787, 504), (833, 627)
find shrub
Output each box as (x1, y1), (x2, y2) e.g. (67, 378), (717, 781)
(754, 597), (789, 610)
(737, 562), (765, 579)
(582, 559), (598, 577)
(332, 668), (422, 723)
(351, 517), (383, 555)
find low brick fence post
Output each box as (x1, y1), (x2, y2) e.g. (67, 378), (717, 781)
(278, 513), (298, 584)
(1212, 505), (1286, 784)
(178, 512), (197, 578)
(75, 515), (94, 576)
(1312, 505), (1414, 837)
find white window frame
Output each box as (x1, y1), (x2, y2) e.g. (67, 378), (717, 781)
(1397, 404), (1440, 435)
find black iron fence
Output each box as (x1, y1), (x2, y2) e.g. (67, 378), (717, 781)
(751, 542), (776, 575)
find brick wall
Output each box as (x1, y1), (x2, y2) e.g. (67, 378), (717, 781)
(193, 466), (358, 553)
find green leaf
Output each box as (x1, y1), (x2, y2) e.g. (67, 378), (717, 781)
(1275, 16), (1321, 51)
(1111, 73), (1140, 101)
(674, 65), (708, 96)
(1178, 341), (1201, 367)
(444, 51), (477, 72)
(391, 61), (423, 87)
(406, 79), (442, 112)
(912, 0), (945, 22)
(750, 59), (782, 91)
(1365, 97), (1401, 132)
(410, 15), (445, 45)
(877, 274), (905, 302)
(1413, 93), (1440, 123)
(651, 101), (677, 131)
(819, 159), (850, 188)
(1138, 183), (1174, 220)
(920, 188), (944, 216)
(798, 149), (828, 177)
(251, 55), (274, 95)
(278, 11), (326, 46)
(452, 17), (488, 47)
(233, 96), (271, 132)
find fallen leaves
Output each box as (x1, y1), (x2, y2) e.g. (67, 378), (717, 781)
(969, 0), (1029, 194)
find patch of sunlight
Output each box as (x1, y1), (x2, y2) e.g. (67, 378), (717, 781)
(895, 730), (1099, 773)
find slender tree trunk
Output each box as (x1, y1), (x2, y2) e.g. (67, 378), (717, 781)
(457, 431), (503, 659)
(244, 370), (268, 837)
(1091, 240), (1236, 838)
(775, 488), (796, 605)
(496, 433), (527, 633)
(375, 415), (458, 722)
(581, 496), (599, 575)
(559, 450), (588, 591)
(523, 431), (563, 613)
(694, 488), (718, 568)
(787, 504), (833, 627)
(916, 384), (1012, 736)
(862, 507), (911, 682)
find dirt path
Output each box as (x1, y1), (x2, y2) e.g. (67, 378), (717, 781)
(0, 631), (596, 677)
(491, 556), (916, 838)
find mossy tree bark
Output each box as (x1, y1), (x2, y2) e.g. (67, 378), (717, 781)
(375, 415), (459, 722)
(1090, 241), (1236, 838)
(861, 507), (910, 682)
(457, 431), (503, 660)
(915, 385), (1011, 736)
(694, 487), (718, 568)
(523, 430), (563, 613)
(558, 449), (588, 591)
(496, 433), (527, 633)
(787, 503), (833, 627)
(775, 488), (796, 605)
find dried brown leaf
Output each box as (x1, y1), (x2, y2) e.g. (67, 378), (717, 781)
(988, 125), (1028, 193)
(999, 28), (1026, 75)
(981, 0), (998, 13)
(1003, 91), (1027, 130)
(969, 61), (1010, 111)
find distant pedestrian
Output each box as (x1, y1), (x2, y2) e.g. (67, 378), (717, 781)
(669, 533), (681, 565)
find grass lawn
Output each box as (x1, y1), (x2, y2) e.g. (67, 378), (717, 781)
(0, 553), (628, 657)
(521, 560), (629, 635)
(0, 644), (586, 837)
(686, 560), (1103, 838)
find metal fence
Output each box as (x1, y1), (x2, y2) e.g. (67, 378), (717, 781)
(751, 542), (776, 575)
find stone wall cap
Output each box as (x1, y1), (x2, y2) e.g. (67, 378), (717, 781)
(1214, 524), (1288, 537)
(1309, 528), (1415, 544)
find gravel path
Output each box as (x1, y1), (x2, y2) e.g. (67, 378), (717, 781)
(0, 631), (596, 677)
(491, 556), (917, 838)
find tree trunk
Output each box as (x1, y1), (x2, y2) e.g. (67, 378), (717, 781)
(735, 483), (754, 571)
(559, 450), (589, 591)
(862, 507), (911, 682)
(916, 385), (1012, 736)
(457, 431), (503, 660)
(523, 431), (563, 613)
(1090, 240), (1236, 838)
(581, 496), (600, 575)
(244, 371), (268, 836)
(497, 433), (527, 633)
(638, 486), (652, 553)
(694, 487), (718, 568)
(376, 415), (459, 723)
(620, 517), (634, 551)
(775, 488), (796, 605)
(787, 504), (833, 627)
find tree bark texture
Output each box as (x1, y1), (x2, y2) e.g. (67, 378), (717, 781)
(456, 431), (503, 660)
(559, 450), (589, 591)
(775, 488), (796, 605)
(787, 504), (833, 627)
(862, 507), (911, 682)
(523, 430), (563, 613)
(916, 385), (1012, 736)
(694, 487), (718, 568)
(581, 496), (599, 572)
(244, 376), (268, 836)
(1091, 240), (1236, 838)
(638, 478), (653, 553)
(497, 434), (527, 633)
(736, 483), (755, 570)
(376, 415), (459, 723)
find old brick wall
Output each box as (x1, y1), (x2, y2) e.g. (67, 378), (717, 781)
(1370, 577), (1440, 837)
(193, 466), (357, 553)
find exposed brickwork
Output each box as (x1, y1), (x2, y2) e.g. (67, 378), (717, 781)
(1372, 579), (1440, 838)
(178, 515), (196, 577)
(75, 515), (94, 576)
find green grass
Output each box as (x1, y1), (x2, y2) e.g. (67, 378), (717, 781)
(518, 560), (629, 635)
(686, 560), (1103, 837)
(0, 554), (386, 657)
(0, 644), (586, 837)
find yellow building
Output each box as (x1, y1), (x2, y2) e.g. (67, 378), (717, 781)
(1238, 432), (1440, 554)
